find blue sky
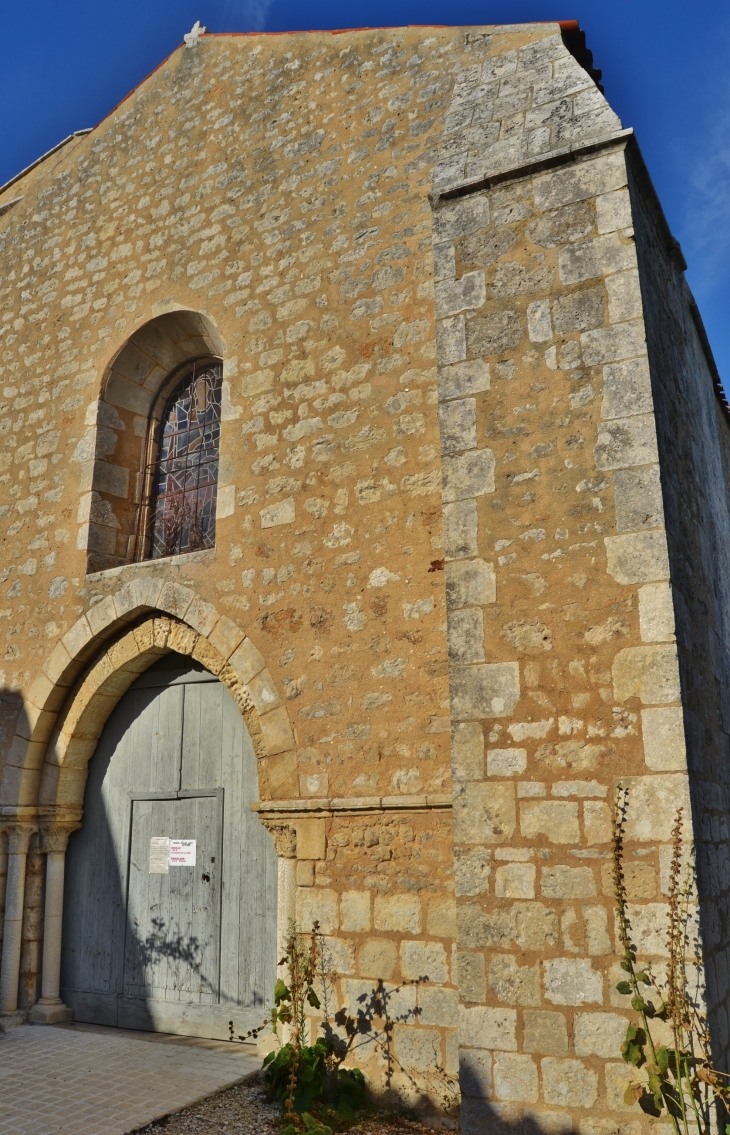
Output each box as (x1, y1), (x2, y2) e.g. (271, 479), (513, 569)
(1, 1), (728, 379)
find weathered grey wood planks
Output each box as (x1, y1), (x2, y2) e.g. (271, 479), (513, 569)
(61, 653), (277, 1038)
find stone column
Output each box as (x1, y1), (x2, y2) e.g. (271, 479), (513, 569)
(28, 825), (78, 1025)
(272, 856), (297, 1052)
(277, 855), (297, 969)
(255, 822), (296, 1056)
(0, 823), (37, 1024)
(261, 820), (297, 972)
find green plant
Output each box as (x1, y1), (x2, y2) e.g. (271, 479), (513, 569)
(230, 920), (448, 1128)
(612, 785), (730, 1135)
(265, 1042), (366, 1126)
(269, 920), (326, 1125)
(261, 921), (366, 1131)
(331, 1067), (367, 1120)
(282, 1114), (332, 1135)
(264, 1037), (331, 1114)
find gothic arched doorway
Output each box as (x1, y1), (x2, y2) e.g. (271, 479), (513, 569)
(60, 652), (277, 1039)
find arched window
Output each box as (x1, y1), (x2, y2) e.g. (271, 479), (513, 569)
(138, 359), (222, 561)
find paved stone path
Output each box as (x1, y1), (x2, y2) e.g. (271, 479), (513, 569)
(0, 1022), (260, 1135)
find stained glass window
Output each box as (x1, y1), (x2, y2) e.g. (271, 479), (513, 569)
(146, 362), (222, 560)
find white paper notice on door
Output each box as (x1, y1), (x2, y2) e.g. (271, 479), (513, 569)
(169, 839), (196, 866)
(149, 836), (170, 874)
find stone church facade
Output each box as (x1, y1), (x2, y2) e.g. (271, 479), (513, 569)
(1, 20), (729, 1134)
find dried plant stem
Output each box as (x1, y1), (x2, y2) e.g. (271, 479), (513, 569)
(666, 812), (700, 1133)
(612, 788), (670, 1121)
(612, 786), (730, 1135)
(273, 921), (327, 1130)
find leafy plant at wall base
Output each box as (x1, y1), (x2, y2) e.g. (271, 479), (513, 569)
(262, 1032), (367, 1120)
(231, 920), (449, 1128)
(612, 785), (730, 1135)
(331, 1068), (366, 1120)
(259, 922), (367, 1131)
(264, 1038), (331, 1113)
(281, 1115), (332, 1135)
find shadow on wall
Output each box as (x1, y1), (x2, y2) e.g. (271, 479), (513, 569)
(0, 827), (7, 992)
(458, 1104), (573, 1135)
(130, 915), (216, 998)
(258, 971), (548, 1130)
(0, 689), (24, 755)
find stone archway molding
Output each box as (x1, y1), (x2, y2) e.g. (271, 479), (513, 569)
(0, 579), (298, 1024)
(2, 578), (296, 813)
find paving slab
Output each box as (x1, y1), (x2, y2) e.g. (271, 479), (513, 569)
(0, 1022), (260, 1135)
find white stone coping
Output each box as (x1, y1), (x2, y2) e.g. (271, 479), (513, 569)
(251, 793), (453, 815)
(86, 547), (215, 583)
(0, 129), (92, 198)
(0, 195), (23, 218)
(433, 127), (635, 204)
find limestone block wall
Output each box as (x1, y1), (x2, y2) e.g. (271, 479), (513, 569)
(627, 147), (730, 1069)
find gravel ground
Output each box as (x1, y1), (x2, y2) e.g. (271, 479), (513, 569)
(133, 1075), (445, 1134)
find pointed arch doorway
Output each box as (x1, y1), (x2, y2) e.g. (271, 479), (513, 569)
(60, 652), (278, 1039)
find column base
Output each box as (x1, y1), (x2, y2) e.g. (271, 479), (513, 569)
(0, 1010), (27, 1029)
(27, 999), (73, 1025)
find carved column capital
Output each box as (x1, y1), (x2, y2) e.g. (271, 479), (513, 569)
(6, 823), (38, 856)
(261, 820), (297, 858)
(38, 824), (80, 854)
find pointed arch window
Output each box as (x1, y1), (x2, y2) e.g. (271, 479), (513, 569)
(138, 359), (222, 561)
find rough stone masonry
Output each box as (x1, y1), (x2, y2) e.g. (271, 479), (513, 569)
(1, 19), (729, 1135)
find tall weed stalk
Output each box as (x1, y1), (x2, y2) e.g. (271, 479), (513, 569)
(231, 921), (365, 1134)
(613, 785), (730, 1134)
(230, 919), (456, 1129)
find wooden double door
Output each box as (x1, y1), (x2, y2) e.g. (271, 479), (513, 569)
(61, 653), (278, 1039)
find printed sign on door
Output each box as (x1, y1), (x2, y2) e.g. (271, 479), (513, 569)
(150, 837), (197, 871)
(149, 837), (170, 874)
(169, 839), (196, 866)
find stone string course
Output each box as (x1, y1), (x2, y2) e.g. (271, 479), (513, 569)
(0, 22), (724, 1134)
